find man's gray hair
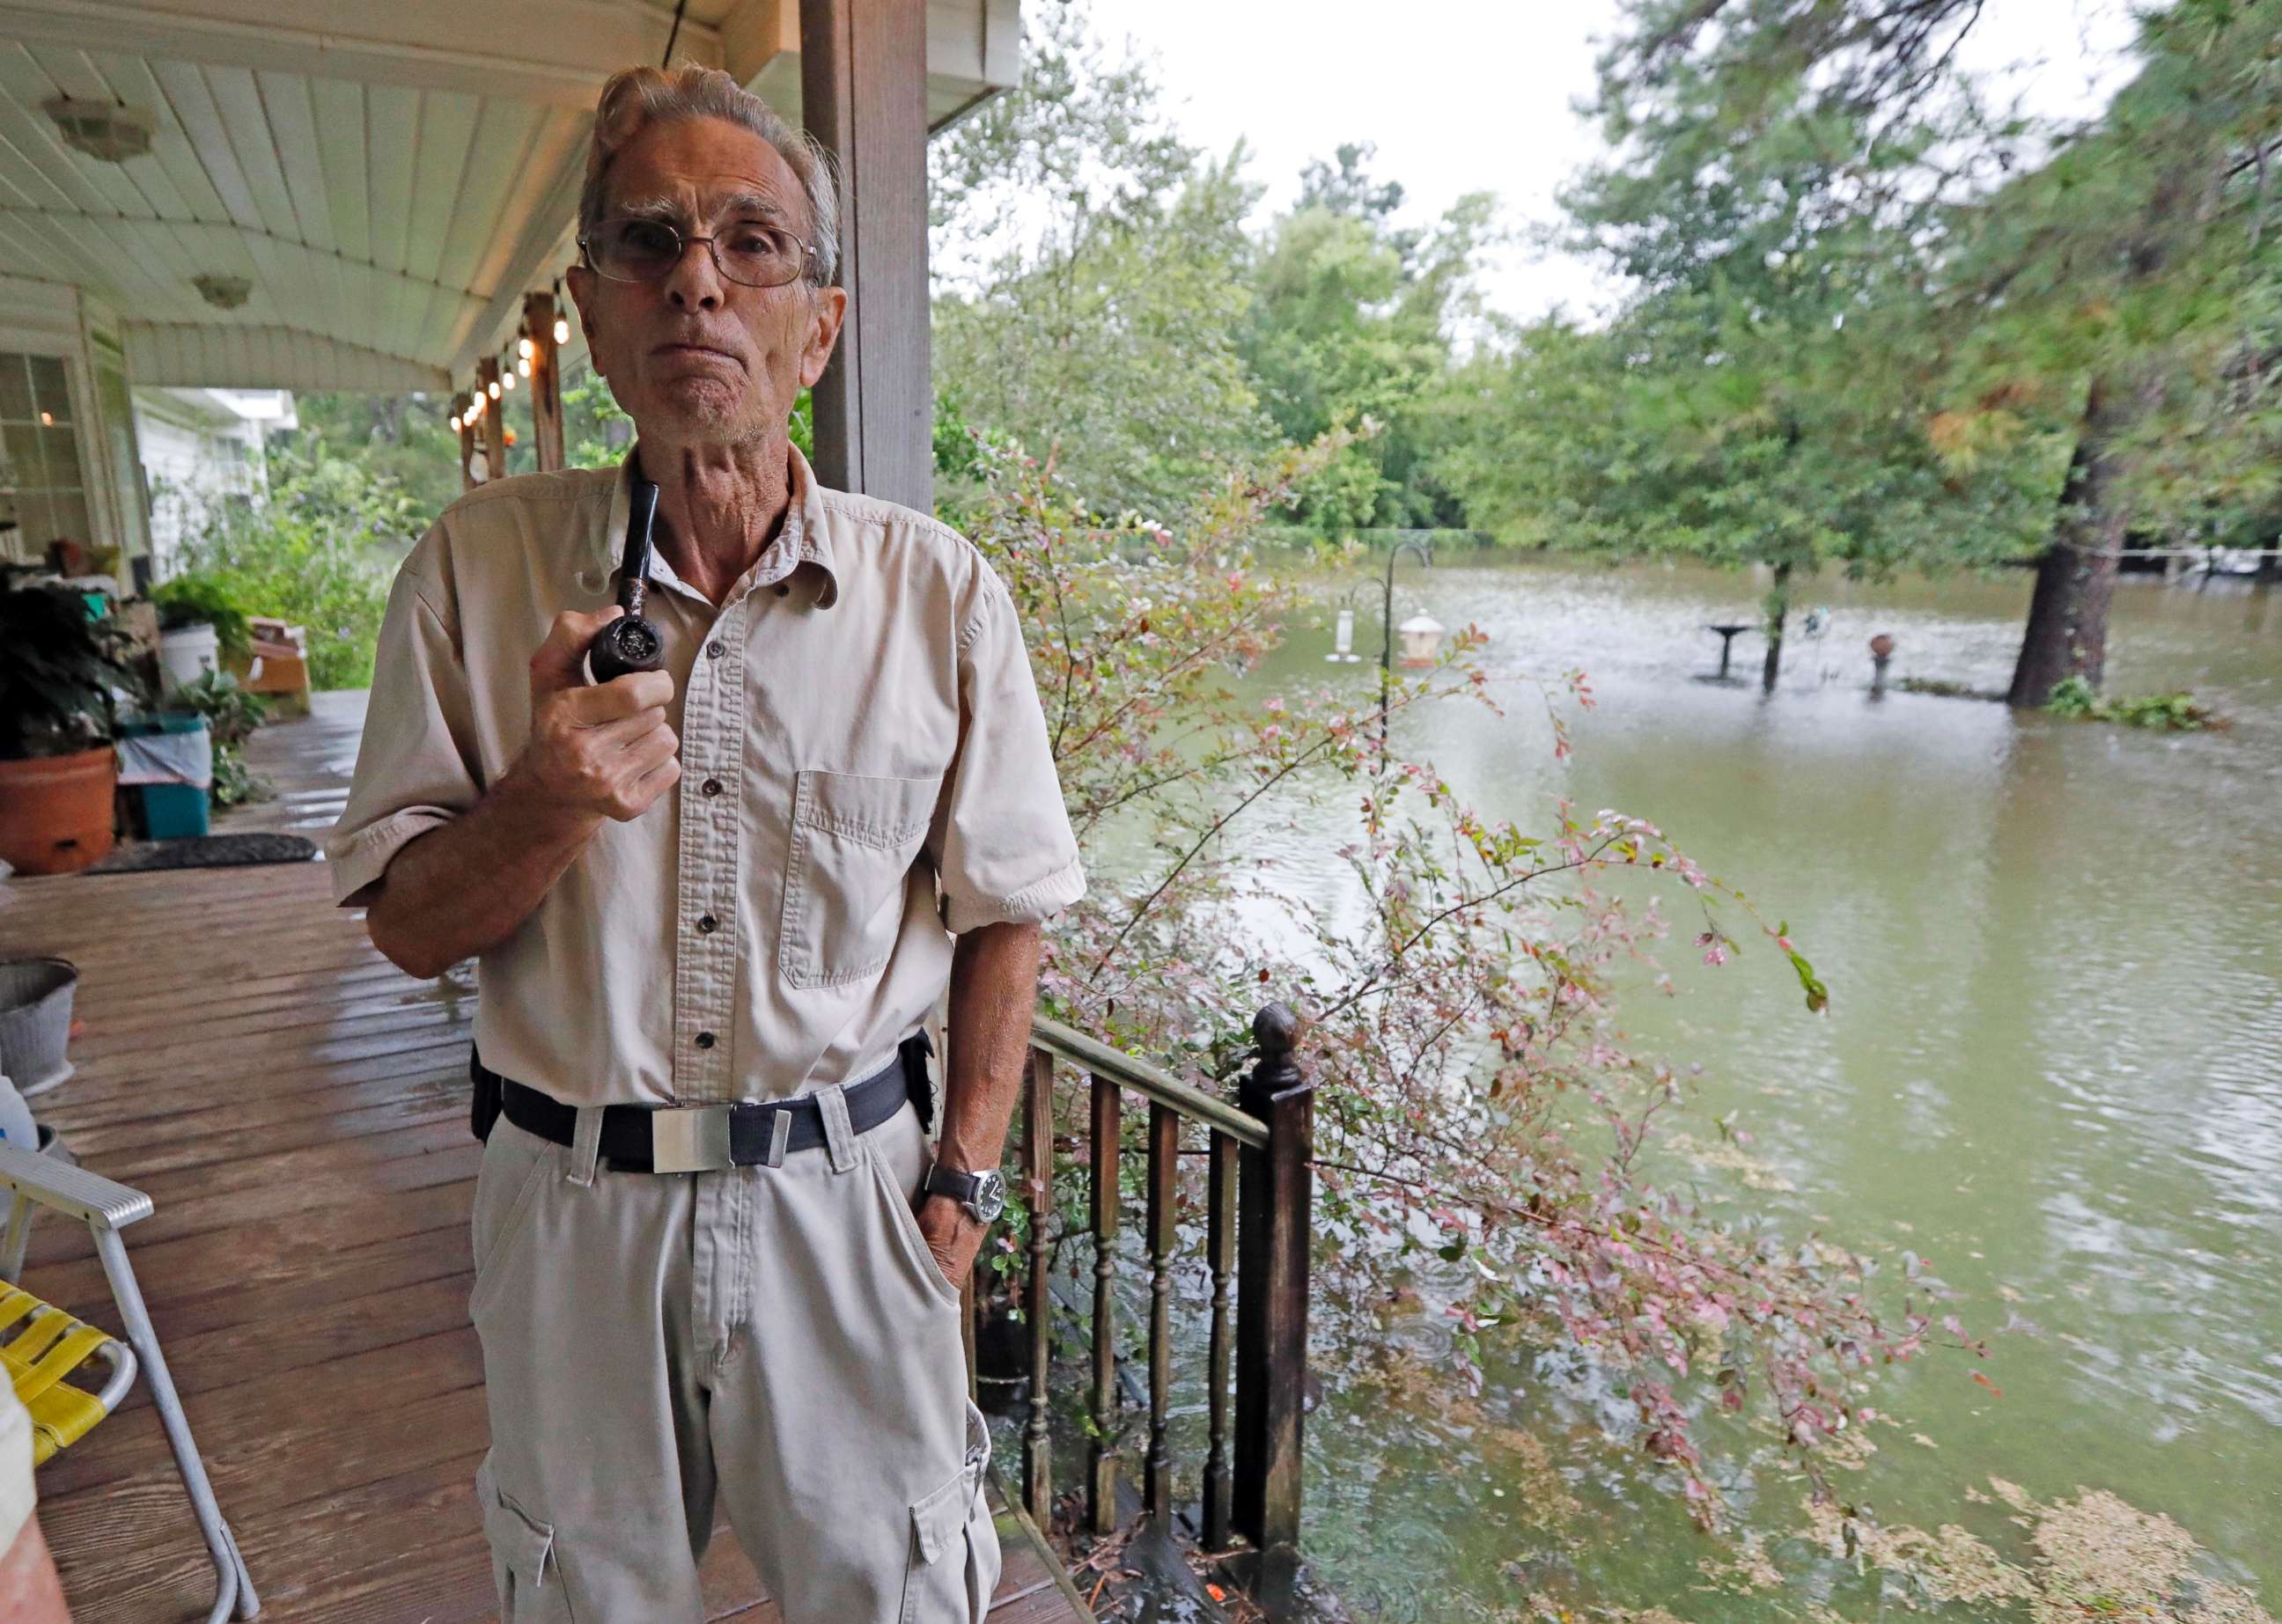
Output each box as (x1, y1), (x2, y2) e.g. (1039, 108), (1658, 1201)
(580, 64), (841, 287)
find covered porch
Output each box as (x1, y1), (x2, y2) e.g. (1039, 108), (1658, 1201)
(1, 0), (1004, 571)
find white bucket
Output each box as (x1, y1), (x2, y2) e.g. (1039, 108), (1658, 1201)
(0, 1071), (35, 1152)
(159, 622), (221, 691)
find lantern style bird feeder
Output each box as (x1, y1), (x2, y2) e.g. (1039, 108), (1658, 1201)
(1327, 606), (1362, 663)
(1397, 614), (1446, 667)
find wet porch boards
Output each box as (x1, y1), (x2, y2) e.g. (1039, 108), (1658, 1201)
(0, 695), (1092, 1623)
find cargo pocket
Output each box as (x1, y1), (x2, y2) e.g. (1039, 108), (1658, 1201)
(898, 1403), (1003, 1624)
(476, 1453), (576, 1621)
(780, 768), (941, 988)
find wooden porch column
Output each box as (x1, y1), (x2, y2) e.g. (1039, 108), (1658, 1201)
(799, 0), (931, 510)
(524, 290), (566, 473)
(476, 357), (506, 481)
(453, 393), (476, 492)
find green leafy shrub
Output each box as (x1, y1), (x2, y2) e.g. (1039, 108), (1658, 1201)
(171, 444), (415, 690)
(151, 572), (254, 665)
(2046, 674), (2219, 731)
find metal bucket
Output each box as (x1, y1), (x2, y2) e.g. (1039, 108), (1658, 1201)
(0, 957), (78, 1098)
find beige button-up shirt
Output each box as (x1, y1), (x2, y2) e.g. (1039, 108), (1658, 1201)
(324, 445), (1084, 1107)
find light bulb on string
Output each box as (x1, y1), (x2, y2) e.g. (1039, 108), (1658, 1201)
(502, 368), (516, 391)
(554, 316), (570, 344)
(517, 357), (530, 378)
(488, 378), (500, 400)
(449, 414), (461, 432)
(519, 335), (535, 361)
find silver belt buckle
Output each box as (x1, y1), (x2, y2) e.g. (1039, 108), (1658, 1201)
(649, 1106), (735, 1173)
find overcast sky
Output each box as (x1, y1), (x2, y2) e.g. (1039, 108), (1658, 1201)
(1085, 0), (2147, 324)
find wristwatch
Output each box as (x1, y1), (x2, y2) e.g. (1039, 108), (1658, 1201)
(922, 1160), (1006, 1224)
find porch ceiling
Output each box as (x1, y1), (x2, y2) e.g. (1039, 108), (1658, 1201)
(0, 0), (1018, 393)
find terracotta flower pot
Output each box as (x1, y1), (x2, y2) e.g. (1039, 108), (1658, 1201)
(0, 746), (118, 875)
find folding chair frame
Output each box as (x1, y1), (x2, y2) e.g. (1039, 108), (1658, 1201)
(0, 1141), (259, 1623)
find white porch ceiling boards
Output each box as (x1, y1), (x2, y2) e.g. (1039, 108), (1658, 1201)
(0, 0), (1018, 393)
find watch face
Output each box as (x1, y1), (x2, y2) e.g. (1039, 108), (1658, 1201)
(971, 1170), (1006, 1223)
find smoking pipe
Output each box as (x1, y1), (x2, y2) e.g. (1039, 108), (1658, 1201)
(587, 477), (666, 685)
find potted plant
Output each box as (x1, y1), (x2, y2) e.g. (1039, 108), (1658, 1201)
(0, 567), (147, 874)
(151, 570), (252, 693)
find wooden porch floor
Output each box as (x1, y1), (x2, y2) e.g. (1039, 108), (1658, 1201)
(0, 692), (1092, 1624)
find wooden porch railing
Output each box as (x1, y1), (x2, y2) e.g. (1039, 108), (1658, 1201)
(959, 1002), (1314, 1603)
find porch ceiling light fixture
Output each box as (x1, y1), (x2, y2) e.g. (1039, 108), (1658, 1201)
(43, 97), (155, 162)
(191, 274), (252, 311)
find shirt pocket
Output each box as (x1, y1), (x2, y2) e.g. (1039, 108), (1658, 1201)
(779, 768), (943, 988)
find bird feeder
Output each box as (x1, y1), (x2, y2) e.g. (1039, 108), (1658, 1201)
(1396, 614), (1446, 667)
(1327, 606), (1362, 663)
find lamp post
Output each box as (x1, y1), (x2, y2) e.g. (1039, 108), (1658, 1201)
(1377, 538), (1432, 767)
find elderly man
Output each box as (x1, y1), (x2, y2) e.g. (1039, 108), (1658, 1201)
(324, 63), (1083, 1622)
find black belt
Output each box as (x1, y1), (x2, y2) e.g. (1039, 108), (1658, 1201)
(469, 1029), (935, 1173)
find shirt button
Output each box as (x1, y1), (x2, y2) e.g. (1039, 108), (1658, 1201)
(706, 639), (725, 658)
(702, 778), (722, 797)
(695, 1032), (716, 1050)
(697, 914), (718, 933)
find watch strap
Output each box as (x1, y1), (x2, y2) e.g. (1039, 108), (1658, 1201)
(922, 1161), (982, 1204)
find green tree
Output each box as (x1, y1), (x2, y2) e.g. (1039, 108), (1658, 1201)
(1454, 0), (2064, 689)
(285, 390), (467, 525)
(1549, 0), (2282, 702)
(1238, 143), (1492, 533)
(1931, 0), (2282, 702)
(929, 0), (1273, 518)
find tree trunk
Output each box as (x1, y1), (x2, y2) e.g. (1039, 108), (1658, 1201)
(2008, 377), (2148, 708)
(1762, 560), (1792, 693)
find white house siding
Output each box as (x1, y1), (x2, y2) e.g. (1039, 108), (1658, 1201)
(133, 386), (293, 577)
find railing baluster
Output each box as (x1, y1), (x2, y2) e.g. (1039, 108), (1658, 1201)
(1145, 1099), (1177, 1519)
(1022, 1046), (1055, 1525)
(1088, 1071), (1122, 1534)
(1005, 1010), (1308, 1595)
(1203, 1126), (1239, 1551)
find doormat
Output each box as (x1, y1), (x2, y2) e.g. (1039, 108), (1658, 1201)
(83, 834), (318, 873)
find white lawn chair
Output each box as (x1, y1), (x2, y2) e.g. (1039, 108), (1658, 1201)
(0, 1141), (259, 1622)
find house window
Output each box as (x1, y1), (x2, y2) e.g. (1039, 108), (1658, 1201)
(0, 352), (90, 564)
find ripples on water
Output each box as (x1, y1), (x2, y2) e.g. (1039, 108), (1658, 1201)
(1223, 557), (2282, 1615)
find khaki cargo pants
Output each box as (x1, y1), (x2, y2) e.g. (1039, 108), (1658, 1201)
(466, 1079), (1002, 1622)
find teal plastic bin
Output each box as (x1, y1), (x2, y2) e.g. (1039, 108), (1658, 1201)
(116, 713), (213, 840)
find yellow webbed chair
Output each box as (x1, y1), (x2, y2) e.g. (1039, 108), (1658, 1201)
(0, 1282), (135, 1463)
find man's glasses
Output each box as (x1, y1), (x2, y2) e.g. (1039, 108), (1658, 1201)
(579, 217), (819, 290)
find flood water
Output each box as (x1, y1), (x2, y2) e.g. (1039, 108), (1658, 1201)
(1229, 557), (2282, 1619)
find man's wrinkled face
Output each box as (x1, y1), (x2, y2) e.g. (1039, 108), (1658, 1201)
(567, 116), (844, 448)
